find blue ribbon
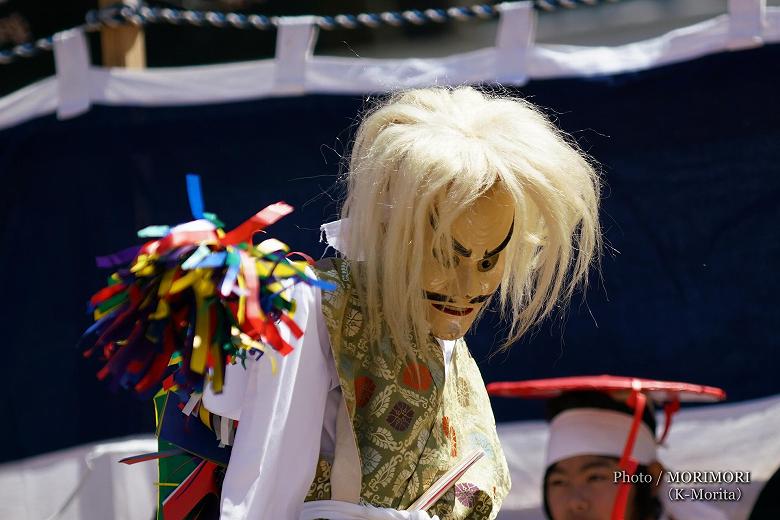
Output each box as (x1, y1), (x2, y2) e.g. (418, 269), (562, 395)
(186, 173), (205, 220)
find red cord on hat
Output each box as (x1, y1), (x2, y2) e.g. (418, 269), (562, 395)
(658, 397), (681, 445)
(611, 385), (647, 520)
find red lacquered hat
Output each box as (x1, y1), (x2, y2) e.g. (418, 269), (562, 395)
(487, 374), (725, 403)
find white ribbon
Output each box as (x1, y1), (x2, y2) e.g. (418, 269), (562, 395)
(53, 28), (91, 120)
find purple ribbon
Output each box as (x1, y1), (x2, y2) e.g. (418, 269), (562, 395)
(96, 245), (142, 268)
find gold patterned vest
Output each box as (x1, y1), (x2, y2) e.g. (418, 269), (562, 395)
(305, 258), (511, 519)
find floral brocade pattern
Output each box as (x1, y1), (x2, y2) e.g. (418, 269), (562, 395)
(305, 459), (333, 502)
(305, 258), (511, 519)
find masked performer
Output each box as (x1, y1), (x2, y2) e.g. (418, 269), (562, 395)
(203, 86), (602, 519)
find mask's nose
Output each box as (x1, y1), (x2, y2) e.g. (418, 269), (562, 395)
(453, 260), (492, 302)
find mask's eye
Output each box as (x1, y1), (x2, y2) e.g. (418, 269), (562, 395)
(477, 254), (499, 272)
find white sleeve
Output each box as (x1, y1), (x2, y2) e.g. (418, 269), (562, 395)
(202, 357), (249, 421)
(208, 271), (335, 520)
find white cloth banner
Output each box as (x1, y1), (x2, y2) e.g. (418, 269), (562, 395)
(0, 8), (778, 131)
(0, 436), (158, 520)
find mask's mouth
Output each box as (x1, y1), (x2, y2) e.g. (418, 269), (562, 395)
(431, 303), (474, 316)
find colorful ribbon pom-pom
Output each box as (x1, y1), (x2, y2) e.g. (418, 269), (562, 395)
(80, 174), (334, 398)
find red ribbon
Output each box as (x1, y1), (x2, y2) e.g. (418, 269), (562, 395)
(611, 386), (647, 520)
(134, 327), (177, 394)
(91, 285), (144, 350)
(141, 229), (218, 256)
(222, 202), (293, 246)
(279, 312), (304, 339)
(287, 251), (315, 265)
(89, 283), (127, 306)
(239, 253), (266, 337)
(261, 320), (294, 356)
(141, 202), (293, 256)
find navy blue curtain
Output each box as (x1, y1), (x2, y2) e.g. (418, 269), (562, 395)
(1, 44), (778, 463)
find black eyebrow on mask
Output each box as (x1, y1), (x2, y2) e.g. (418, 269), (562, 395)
(482, 219), (514, 259)
(452, 239), (472, 258)
(431, 212), (514, 259)
(430, 212), (474, 258)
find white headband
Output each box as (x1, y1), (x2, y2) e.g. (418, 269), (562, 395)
(546, 408), (657, 467)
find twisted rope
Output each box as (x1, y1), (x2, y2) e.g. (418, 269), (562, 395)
(0, 0), (621, 65)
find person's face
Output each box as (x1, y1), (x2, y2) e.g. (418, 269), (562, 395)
(545, 455), (637, 520)
(422, 186), (514, 340)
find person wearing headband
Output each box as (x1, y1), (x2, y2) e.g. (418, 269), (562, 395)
(205, 86), (602, 519)
(544, 391), (664, 520)
(488, 376), (729, 520)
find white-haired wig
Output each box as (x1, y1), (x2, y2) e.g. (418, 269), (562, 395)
(338, 86), (601, 361)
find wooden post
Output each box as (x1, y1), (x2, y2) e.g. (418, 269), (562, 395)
(98, 0), (146, 68)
